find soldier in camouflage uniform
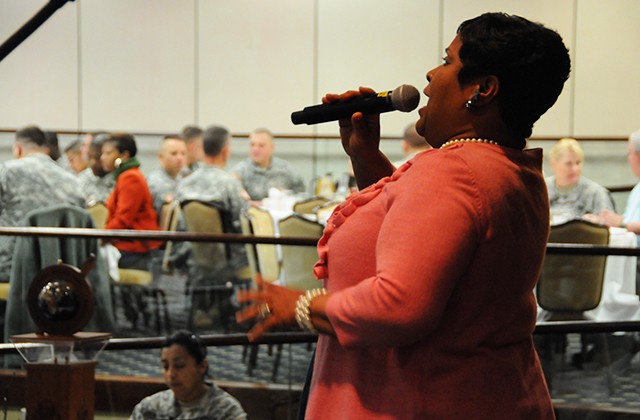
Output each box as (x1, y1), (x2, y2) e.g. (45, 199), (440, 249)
(177, 126), (248, 271)
(230, 128), (305, 201)
(176, 126), (249, 328)
(0, 126), (85, 281)
(130, 330), (247, 419)
(78, 134), (116, 205)
(147, 135), (187, 217)
(180, 125), (205, 177)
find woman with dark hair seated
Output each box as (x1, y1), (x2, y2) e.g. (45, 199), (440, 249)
(101, 132), (163, 270)
(101, 133), (163, 329)
(130, 330), (247, 419)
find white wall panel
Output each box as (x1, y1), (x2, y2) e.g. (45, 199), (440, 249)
(1, 1), (639, 186)
(80, 0), (195, 132)
(573, 0), (640, 136)
(316, 0), (439, 137)
(0, 0), (78, 129)
(443, 0), (575, 137)
(197, 0), (315, 134)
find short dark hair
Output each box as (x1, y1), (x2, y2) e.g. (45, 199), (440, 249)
(106, 132), (137, 157)
(15, 125), (46, 147)
(181, 125), (203, 143)
(457, 12), (571, 142)
(203, 125), (230, 157)
(90, 133), (110, 155)
(64, 139), (82, 154)
(44, 131), (61, 160)
(163, 330), (207, 364)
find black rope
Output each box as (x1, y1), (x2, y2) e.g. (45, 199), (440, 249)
(0, 0), (74, 63)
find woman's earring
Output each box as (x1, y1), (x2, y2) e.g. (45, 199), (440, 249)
(465, 89), (480, 109)
(114, 158), (122, 168)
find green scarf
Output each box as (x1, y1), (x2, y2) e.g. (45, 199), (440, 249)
(113, 156), (141, 179)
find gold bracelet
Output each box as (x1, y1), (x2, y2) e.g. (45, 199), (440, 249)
(295, 288), (327, 334)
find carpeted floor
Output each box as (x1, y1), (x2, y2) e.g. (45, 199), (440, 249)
(105, 269), (314, 385)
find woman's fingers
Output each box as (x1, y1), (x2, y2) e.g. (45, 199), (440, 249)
(236, 289), (265, 304)
(237, 274), (270, 303)
(323, 88), (372, 104)
(358, 86), (376, 95)
(247, 315), (280, 342)
(235, 304), (261, 323)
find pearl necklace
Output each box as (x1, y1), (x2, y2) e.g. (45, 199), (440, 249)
(440, 138), (500, 149)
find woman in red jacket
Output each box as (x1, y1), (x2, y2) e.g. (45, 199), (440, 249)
(102, 133), (163, 329)
(102, 132), (163, 270)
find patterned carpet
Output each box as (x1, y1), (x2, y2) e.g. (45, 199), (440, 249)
(103, 269), (314, 386)
(536, 333), (640, 418)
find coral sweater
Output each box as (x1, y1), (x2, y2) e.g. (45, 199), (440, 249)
(105, 167), (162, 253)
(309, 143), (554, 419)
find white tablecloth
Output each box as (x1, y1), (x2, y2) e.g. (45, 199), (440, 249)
(585, 228), (640, 321)
(537, 227), (640, 322)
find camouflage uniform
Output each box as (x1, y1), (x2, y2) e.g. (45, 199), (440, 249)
(130, 383), (247, 420)
(180, 161), (202, 178)
(0, 153), (85, 280)
(176, 164), (248, 270)
(146, 168), (191, 272)
(231, 157), (305, 200)
(147, 167), (182, 217)
(77, 167), (115, 205)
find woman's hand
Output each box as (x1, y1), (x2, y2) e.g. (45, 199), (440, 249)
(236, 275), (303, 341)
(322, 87), (381, 158)
(322, 86), (394, 188)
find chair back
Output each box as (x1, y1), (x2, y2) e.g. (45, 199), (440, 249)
(181, 200), (228, 270)
(293, 196), (330, 214)
(5, 204), (115, 340)
(240, 209), (259, 280)
(537, 219), (610, 316)
(315, 200), (341, 225)
(0, 283), (9, 301)
(87, 202), (108, 229)
(159, 200), (182, 272)
(246, 206), (280, 282)
(278, 214), (323, 291)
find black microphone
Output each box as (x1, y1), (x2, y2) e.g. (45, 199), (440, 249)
(291, 84), (420, 125)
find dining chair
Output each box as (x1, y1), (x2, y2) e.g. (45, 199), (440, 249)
(0, 283), (9, 337)
(293, 196), (330, 215)
(87, 201), (108, 229)
(113, 267), (171, 335)
(241, 207), (294, 380)
(536, 219), (613, 393)
(537, 219), (609, 316)
(91, 203), (170, 335)
(278, 214), (323, 291)
(239, 209), (259, 280)
(246, 206), (281, 283)
(159, 200), (182, 273)
(4, 204), (116, 342)
(315, 200), (341, 225)
(181, 200), (247, 331)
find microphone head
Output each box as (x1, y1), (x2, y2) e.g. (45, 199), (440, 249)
(390, 84), (420, 112)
